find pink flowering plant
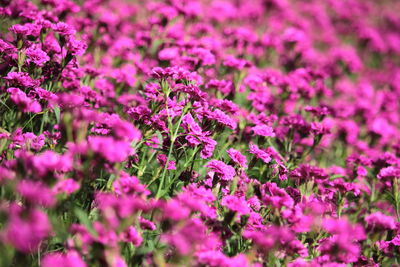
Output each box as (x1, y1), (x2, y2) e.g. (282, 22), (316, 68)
(0, 0), (399, 266)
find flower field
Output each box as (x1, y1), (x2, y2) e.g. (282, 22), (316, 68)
(0, 0), (400, 266)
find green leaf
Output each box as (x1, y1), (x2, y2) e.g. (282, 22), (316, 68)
(73, 207), (98, 237)
(54, 106), (61, 124)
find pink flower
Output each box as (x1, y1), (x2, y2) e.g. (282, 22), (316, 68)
(365, 212), (396, 230)
(162, 218), (208, 255)
(206, 79), (234, 95)
(320, 218), (366, 263)
(157, 154), (176, 170)
(196, 250), (250, 267)
(53, 179), (80, 195)
(252, 124), (275, 137)
(121, 226), (142, 247)
(53, 22), (76, 36)
(139, 217), (156, 231)
(223, 55), (249, 70)
(188, 47), (216, 66)
(378, 166), (400, 182)
(42, 251), (87, 267)
(391, 235), (400, 246)
(10, 129), (45, 151)
(227, 148), (248, 168)
(5, 72), (39, 88)
(158, 47), (180, 61)
(206, 160), (236, 181)
(25, 47), (49, 66)
(7, 87), (41, 113)
(161, 199), (191, 221)
(66, 36), (87, 56)
(175, 185), (217, 219)
(28, 150), (73, 176)
(248, 143), (271, 164)
(17, 180), (55, 207)
(243, 226), (294, 252)
(113, 172), (150, 196)
(205, 109), (237, 130)
(199, 136), (217, 159)
(221, 195), (250, 215)
(182, 113), (203, 136)
(88, 136), (132, 163)
(108, 116), (141, 142)
(5, 205), (52, 253)
(262, 182), (294, 209)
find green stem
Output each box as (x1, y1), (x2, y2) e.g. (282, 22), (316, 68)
(155, 136), (175, 198)
(394, 178), (400, 220)
(155, 102), (190, 199)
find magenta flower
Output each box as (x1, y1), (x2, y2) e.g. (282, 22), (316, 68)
(196, 250), (250, 267)
(205, 109), (237, 130)
(199, 136), (217, 159)
(183, 113), (203, 136)
(206, 160), (236, 181)
(139, 217), (156, 231)
(223, 55), (249, 70)
(66, 36), (87, 56)
(25, 47), (50, 67)
(17, 180), (55, 207)
(161, 199), (191, 221)
(53, 22), (76, 36)
(227, 148), (248, 168)
(365, 212), (396, 230)
(252, 124), (275, 137)
(120, 226), (143, 247)
(88, 136), (132, 163)
(221, 195), (250, 215)
(53, 179), (80, 195)
(7, 87), (41, 113)
(378, 166), (400, 182)
(5, 205), (52, 253)
(248, 143), (271, 164)
(5, 72), (39, 88)
(162, 218), (208, 255)
(206, 79), (234, 95)
(243, 226), (294, 252)
(320, 218), (366, 263)
(28, 150), (73, 176)
(156, 154), (177, 170)
(262, 182), (294, 209)
(42, 251), (87, 267)
(158, 47), (180, 61)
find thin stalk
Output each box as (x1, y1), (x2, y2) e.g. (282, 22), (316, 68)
(155, 102), (189, 198)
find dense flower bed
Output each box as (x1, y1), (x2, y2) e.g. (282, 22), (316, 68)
(0, 0), (399, 266)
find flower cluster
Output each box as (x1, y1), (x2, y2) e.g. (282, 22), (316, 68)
(0, 0), (399, 266)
